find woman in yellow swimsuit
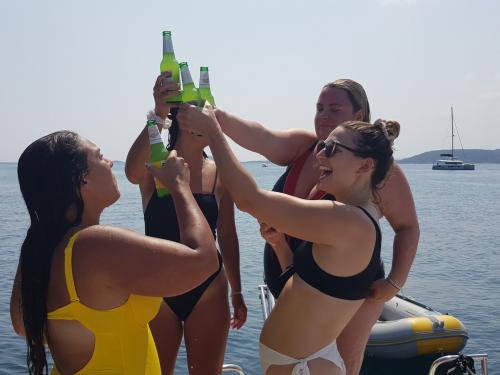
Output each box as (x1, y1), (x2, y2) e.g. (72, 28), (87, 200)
(10, 131), (219, 375)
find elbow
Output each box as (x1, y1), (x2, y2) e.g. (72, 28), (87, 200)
(232, 187), (262, 214)
(12, 322), (25, 337)
(124, 163), (141, 185)
(199, 242), (219, 277)
(10, 310), (25, 337)
(233, 198), (253, 214)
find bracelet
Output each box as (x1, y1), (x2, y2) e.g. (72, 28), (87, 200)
(386, 276), (402, 291)
(147, 110), (171, 129)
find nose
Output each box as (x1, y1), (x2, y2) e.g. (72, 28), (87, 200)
(315, 147), (326, 161)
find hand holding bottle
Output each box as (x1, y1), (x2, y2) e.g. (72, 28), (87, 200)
(146, 150), (190, 192)
(153, 71), (182, 119)
(177, 102), (220, 139)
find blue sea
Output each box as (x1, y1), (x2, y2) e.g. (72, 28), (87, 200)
(1, 162), (499, 374)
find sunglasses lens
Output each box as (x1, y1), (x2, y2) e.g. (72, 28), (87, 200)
(316, 140), (337, 157)
(316, 141), (325, 155)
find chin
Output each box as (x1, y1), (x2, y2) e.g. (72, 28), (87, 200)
(316, 126), (333, 141)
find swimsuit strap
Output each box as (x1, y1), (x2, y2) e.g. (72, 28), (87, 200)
(283, 142), (317, 195)
(64, 232), (80, 303)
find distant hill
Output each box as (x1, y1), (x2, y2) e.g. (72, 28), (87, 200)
(398, 149), (500, 164)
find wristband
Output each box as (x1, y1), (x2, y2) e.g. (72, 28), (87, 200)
(386, 276), (402, 291)
(147, 110), (171, 129)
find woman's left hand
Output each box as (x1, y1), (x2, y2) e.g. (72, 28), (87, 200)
(230, 292), (247, 330)
(176, 102), (220, 138)
(367, 278), (400, 303)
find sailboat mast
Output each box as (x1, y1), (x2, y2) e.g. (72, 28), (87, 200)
(451, 106), (454, 157)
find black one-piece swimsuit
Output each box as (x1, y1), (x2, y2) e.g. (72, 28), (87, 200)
(144, 184), (223, 321)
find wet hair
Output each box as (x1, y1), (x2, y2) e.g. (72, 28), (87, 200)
(340, 119), (400, 190)
(323, 79), (371, 122)
(167, 115), (208, 158)
(17, 131), (88, 374)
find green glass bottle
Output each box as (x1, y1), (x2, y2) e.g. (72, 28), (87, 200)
(147, 119), (170, 197)
(199, 67), (216, 106)
(160, 31), (182, 103)
(179, 62), (202, 106)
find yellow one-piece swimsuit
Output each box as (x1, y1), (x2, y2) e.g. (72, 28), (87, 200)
(47, 232), (162, 374)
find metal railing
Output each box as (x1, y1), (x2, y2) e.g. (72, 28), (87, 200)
(428, 354), (488, 375)
(222, 363), (245, 374)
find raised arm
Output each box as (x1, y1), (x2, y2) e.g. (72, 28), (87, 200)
(125, 72), (180, 184)
(370, 164), (420, 301)
(216, 188), (247, 329)
(85, 151), (219, 297)
(177, 104), (373, 248)
(214, 108), (316, 166)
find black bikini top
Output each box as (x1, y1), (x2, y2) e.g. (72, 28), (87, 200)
(144, 176), (218, 242)
(293, 206), (381, 300)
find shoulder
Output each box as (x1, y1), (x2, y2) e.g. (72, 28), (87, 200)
(73, 225), (141, 258)
(377, 163), (417, 221)
(332, 203), (378, 245)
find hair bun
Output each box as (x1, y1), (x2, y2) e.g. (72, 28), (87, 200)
(374, 119), (400, 144)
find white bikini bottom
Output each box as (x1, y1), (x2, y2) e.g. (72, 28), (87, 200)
(259, 339), (346, 375)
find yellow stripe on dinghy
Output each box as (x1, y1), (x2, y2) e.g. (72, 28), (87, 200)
(410, 315), (468, 355)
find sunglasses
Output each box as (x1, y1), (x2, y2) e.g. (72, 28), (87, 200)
(315, 140), (362, 158)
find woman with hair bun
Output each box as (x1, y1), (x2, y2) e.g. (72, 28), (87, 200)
(208, 79), (419, 375)
(177, 102), (402, 374)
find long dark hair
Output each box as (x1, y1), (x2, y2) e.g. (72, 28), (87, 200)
(17, 131), (88, 374)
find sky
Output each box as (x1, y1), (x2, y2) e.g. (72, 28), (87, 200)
(0, 0), (499, 162)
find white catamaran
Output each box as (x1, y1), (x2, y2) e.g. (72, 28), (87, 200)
(432, 107), (475, 170)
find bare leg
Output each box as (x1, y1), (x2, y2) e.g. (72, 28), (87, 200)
(337, 300), (384, 375)
(149, 301), (183, 375)
(184, 271), (230, 375)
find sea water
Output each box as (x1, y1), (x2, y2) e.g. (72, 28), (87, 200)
(1, 162), (499, 374)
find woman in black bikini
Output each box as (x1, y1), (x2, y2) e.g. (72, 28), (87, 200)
(211, 79), (419, 375)
(125, 72), (247, 375)
(178, 103), (401, 375)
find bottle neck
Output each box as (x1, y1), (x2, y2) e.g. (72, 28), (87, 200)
(199, 71), (211, 89)
(147, 123), (163, 145)
(181, 68), (194, 85)
(163, 37), (174, 54)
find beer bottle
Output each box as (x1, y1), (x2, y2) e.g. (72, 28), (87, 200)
(147, 119), (170, 197)
(160, 31), (182, 103)
(179, 62), (202, 106)
(199, 66), (216, 106)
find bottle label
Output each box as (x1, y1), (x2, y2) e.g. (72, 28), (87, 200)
(148, 125), (163, 144)
(199, 72), (210, 88)
(181, 67), (194, 85)
(163, 38), (174, 54)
